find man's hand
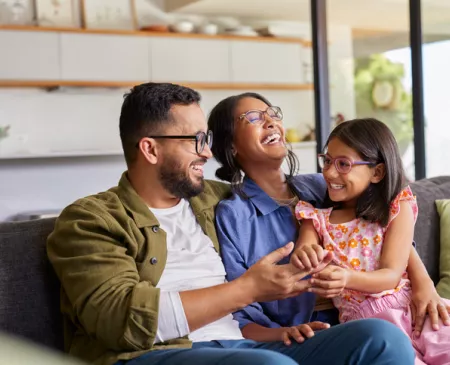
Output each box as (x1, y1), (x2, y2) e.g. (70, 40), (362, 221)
(239, 242), (313, 303)
(281, 321), (330, 346)
(410, 280), (450, 336)
(308, 265), (349, 298)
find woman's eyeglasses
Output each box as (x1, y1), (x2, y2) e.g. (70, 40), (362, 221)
(238, 106), (283, 125)
(137, 130), (213, 155)
(318, 154), (375, 174)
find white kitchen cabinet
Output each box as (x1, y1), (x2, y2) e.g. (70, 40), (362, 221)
(230, 41), (304, 84)
(150, 37), (230, 83)
(0, 31), (60, 80)
(60, 34), (149, 81)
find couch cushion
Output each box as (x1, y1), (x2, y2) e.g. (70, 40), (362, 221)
(410, 176), (450, 283)
(0, 218), (63, 351)
(435, 199), (450, 299)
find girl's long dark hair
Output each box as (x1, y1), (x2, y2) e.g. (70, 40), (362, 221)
(323, 118), (406, 226)
(207, 92), (299, 196)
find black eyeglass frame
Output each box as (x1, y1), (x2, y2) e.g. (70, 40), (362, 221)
(136, 130), (213, 155)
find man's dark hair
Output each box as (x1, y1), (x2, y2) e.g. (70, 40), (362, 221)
(323, 118), (407, 226)
(119, 82), (201, 166)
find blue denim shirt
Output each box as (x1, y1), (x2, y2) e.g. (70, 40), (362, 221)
(216, 173), (332, 329)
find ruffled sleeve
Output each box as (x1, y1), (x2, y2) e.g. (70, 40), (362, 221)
(295, 200), (323, 239)
(387, 186), (418, 227)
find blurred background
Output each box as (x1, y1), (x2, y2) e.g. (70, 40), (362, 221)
(0, 0), (448, 221)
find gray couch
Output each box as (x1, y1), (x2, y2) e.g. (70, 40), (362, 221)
(1, 176), (450, 355)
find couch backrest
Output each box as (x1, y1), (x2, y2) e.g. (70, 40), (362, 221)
(0, 176), (449, 351)
(410, 176), (450, 283)
(0, 217), (63, 351)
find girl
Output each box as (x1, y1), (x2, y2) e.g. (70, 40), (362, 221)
(292, 118), (450, 364)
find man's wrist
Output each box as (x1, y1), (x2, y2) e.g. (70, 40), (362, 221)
(230, 275), (256, 309)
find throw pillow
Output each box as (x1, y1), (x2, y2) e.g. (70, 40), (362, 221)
(436, 199), (450, 299)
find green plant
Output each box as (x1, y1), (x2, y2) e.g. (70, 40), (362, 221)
(354, 54), (413, 154)
(0, 125), (10, 141)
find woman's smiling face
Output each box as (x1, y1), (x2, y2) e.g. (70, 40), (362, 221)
(232, 97), (287, 166)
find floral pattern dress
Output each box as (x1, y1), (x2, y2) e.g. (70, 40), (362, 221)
(295, 186), (418, 323)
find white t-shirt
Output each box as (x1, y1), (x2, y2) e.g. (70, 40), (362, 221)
(151, 199), (243, 343)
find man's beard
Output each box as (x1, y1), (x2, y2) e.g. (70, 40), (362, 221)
(159, 156), (205, 199)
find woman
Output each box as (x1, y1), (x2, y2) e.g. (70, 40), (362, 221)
(208, 92), (450, 344)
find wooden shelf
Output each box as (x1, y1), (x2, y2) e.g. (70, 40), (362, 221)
(0, 80), (314, 91)
(0, 25), (311, 46)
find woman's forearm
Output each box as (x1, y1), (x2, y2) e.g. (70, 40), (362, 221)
(241, 323), (284, 342)
(407, 246), (433, 287)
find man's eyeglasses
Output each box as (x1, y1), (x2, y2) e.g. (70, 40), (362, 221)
(238, 106), (283, 125)
(318, 154), (375, 174)
(137, 130), (213, 155)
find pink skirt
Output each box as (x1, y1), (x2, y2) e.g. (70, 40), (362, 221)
(340, 288), (450, 365)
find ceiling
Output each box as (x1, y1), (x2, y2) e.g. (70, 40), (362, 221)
(165, 0), (450, 36)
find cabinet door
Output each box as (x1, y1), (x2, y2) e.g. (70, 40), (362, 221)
(0, 31), (60, 80)
(230, 41), (304, 84)
(60, 34), (149, 81)
(150, 37), (230, 83)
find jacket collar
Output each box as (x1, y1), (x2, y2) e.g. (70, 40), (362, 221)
(115, 172), (217, 228)
(115, 172), (160, 228)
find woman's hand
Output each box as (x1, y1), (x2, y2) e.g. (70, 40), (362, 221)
(308, 265), (349, 298)
(281, 321), (330, 346)
(410, 280), (450, 336)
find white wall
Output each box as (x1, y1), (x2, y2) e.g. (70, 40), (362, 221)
(0, 0), (355, 221)
(0, 88), (313, 221)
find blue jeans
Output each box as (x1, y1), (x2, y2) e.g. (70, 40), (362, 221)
(119, 318), (415, 365)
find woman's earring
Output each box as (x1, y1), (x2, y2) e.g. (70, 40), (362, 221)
(232, 148), (237, 156)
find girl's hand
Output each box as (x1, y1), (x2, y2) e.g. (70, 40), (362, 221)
(290, 244), (325, 271)
(281, 321), (331, 346)
(308, 265), (349, 298)
(411, 281), (450, 336)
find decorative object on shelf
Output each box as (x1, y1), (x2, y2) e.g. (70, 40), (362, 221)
(197, 22), (218, 36)
(35, 0), (76, 27)
(302, 61), (313, 84)
(285, 128), (301, 143)
(169, 20), (194, 34)
(301, 125), (316, 142)
(371, 80), (395, 108)
(0, 125), (10, 141)
(140, 24), (169, 33)
(256, 24), (308, 39)
(81, 0), (137, 30)
(332, 112), (345, 126)
(0, 0), (34, 25)
(223, 25), (258, 37)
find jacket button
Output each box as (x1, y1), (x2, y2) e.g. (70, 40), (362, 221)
(150, 257), (158, 265)
(152, 226), (159, 233)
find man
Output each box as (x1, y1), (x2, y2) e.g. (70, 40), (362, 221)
(47, 82), (414, 365)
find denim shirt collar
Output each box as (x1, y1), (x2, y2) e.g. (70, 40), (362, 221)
(242, 177), (280, 216)
(242, 175), (320, 216)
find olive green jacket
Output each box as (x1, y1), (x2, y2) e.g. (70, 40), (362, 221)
(47, 172), (231, 365)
